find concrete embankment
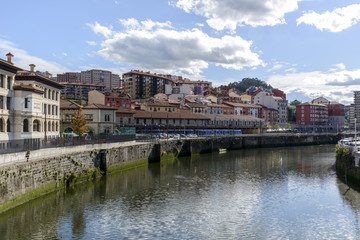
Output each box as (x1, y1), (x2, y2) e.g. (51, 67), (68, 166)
(336, 145), (360, 190)
(0, 133), (340, 213)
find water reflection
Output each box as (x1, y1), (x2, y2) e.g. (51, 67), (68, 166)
(1, 145), (360, 239)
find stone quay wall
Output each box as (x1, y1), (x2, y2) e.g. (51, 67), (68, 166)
(0, 133), (340, 213)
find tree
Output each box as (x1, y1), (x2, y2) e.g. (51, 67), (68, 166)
(290, 100), (301, 106)
(71, 108), (88, 136)
(228, 78), (273, 93)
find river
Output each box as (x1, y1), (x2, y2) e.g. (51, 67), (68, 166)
(0, 145), (360, 239)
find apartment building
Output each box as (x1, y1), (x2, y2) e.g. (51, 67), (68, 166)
(57, 72), (81, 82)
(296, 102), (328, 126)
(60, 82), (105, 102)
(88, 90), (131, 109)
(253, 91), (288, 127)
(122, 70), (174, 99)
(81, 69), (120, 90)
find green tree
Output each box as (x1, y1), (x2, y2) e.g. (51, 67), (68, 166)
(264, 123), (272, 129)
(290, 100), (301, 106)
(228, 78), (273, 93)
(273, 123), (280, 129)
(71, 108), (88, 136)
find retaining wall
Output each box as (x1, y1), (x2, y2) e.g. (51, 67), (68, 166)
(0, 133), (340, 213)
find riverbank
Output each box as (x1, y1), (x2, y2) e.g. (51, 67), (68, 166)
(335, 144), (360, 190)
(0, 133), (341, 213)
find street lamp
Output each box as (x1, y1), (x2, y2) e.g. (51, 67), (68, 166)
(355, 118), (357, 152)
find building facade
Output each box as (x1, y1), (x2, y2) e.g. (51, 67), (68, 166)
(88, 90), (131, 109)
(60, 82), (105, 102)
(296, 102), (328, 126)
(123, 70), (175, 99)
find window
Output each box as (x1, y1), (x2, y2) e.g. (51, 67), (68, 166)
(7, 77), (11, 90)
(0, 118), (3, 132)
(33, 120), (40, 132)
(23, 119), (29, 132)
(85, 114), (93, 121)
(7, 119), (10, 132)
(0, 96), (3, 109)
(24, 98), (28, 108)
(6, 97), (10, 110)
(0, 75), (3, 88)
(105, 114), (110, 122)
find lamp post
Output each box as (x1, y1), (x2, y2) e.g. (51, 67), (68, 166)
(355, 118), (357, 152)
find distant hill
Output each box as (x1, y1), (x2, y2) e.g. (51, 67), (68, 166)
(228, 78), (272, 93)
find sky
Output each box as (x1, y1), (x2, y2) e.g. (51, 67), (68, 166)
(1, 0), (360, 104)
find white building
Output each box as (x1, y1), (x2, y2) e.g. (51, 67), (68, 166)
(253, 91), (288, 127)
(0, 53), (63, 147)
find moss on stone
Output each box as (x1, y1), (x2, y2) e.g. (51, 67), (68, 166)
(106, 159), (148, 175)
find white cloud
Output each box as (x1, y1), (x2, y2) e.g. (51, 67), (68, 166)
(86, 41), (97, 46)
(173, 0), (302, 31)
(0, 39), (68, 74)
(267, 63), (283, 72)
(119, 18), (173, 31)
(93, 19), (263, 78)
(329, 63), (346, 72)
(267, 66), (360, 104)
(86, 22), (113, 38)
(297, 4), (360, 32)
(62, 52), (67, 57)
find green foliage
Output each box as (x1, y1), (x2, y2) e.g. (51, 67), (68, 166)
(264, 123), (272, 129)
(290, 100), (302, 106)
(336, 145), (354, 165)
(285, 122), (292, 129)
(71, 108), (88, 136)
(228, 78), (272, 93)
(287, 105), (297, 122)
(273, 123), (280, 129)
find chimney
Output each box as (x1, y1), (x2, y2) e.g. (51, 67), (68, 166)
(29, 64), (36, 72)
(6, 52), (14, 64)
(45, 72), (52, 78)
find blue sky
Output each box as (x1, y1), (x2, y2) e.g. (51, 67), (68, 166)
(1, 0), (360, 104)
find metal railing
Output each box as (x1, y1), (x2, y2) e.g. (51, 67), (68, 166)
(0, 134), (135, 155)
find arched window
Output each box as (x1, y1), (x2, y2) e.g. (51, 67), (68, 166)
(7, 119), (10, 132)
(33, 119), (40, 132)
(52, 122), (54, 131)
(56, 122), (58, 131)
(0, 118), (4, 132)
(44, 88), (47, 98)
(52, 90), (55, 100)
(48, 121), (51, 132)
(23, 119), (29, 132)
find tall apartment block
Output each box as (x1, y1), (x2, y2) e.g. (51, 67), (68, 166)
(57, 70), (120, 90)
(57, 72), (81, 83)
(122, 70), (174, 99)
(351, 91), (360, 130)
(81, 70), (120, 90)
